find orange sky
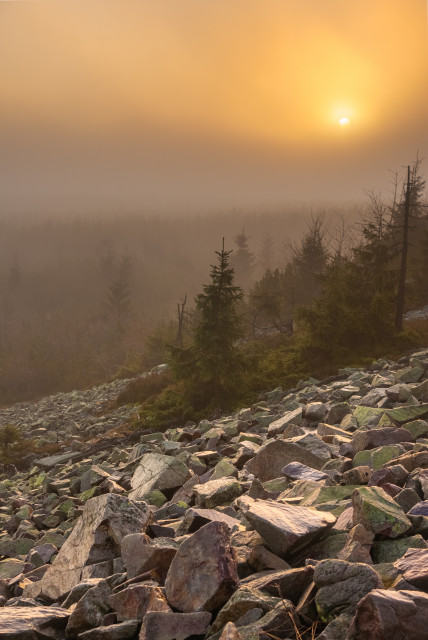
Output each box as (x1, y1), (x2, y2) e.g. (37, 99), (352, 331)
(0, 0), (427, 212)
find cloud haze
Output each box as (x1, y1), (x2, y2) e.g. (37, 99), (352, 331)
(0, 0), (427, 212)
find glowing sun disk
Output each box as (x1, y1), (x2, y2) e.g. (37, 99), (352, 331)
(339, 117), (350, 126)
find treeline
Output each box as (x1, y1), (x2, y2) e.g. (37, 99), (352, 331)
(132, 159), (428, 427)
(0, 205), (360, 404)
(1, 159), (426, 410)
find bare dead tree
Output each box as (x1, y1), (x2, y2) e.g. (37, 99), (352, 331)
(395, 166), (411, 331)
(176, 294), (187, 348)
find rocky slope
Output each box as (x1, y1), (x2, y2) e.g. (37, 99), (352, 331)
(1, 350), (428, 638)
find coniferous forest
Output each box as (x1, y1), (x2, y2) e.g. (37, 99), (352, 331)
(2, 163), (425, 423)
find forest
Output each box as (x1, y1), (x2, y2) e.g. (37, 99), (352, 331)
(0, 161), (427, 411)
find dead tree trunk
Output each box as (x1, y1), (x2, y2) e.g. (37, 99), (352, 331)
(395, 165), (411, 331)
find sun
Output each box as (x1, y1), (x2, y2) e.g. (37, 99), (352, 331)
(339, 116), (350, 127)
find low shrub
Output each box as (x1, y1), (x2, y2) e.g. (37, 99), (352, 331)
(0, 424), (35, 468)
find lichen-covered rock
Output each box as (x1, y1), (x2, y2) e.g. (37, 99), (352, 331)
(352, 486), (412, 538)
(129, 453), (191, 500)
(211, 586), (281, 633)
(193, 477), (243, 508)
(314, 559), (383, 622)
(372, 535), (426, 564)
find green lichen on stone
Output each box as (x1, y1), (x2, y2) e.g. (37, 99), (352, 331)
(352, 486), (412, 538)
(144, 489), (167, 507)
(372, 535), (426, 564)
(386, 404), (428, 425)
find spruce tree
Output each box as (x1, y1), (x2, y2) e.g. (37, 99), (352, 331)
(169, 241), (245, 410)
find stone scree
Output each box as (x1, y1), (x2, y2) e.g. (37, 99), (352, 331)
(0, 351), (428, 638)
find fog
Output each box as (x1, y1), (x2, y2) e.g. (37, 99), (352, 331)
(0, 0), (427, 213)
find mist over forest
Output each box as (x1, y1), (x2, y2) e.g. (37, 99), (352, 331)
(0, 204), (362, 404)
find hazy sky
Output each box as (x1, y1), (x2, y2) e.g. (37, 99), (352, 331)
(1, 0), (427, 213)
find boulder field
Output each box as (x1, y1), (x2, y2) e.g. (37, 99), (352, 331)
(1, 350), (428, 638)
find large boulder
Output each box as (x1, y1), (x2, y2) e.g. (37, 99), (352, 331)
(347, 589), (428, 640)
(238, 497), (336, 557)
(165, 521), (238, 612)
(24, 494), (152, 601)
(129, 453), (191, 500)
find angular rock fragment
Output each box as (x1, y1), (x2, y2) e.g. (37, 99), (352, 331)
(109, 583), (170, 621)
(266, 407), (303, 436)
(193, 477), (243, 508)
(65, 580), (111, 637)
(394, 548), (428, 589)
(218, 622), (246, 640)
(352, 486), (412, 538)
(139, 611), (211, 640)
(239, 496), (336, 557)
(313, 559), (382, 622)
(176, 507), (241, 535)
(241, 566), (314, 604)
(0, 606), (69, 639)
(247, 545), (290, 572)
(78, 620), (140, 640)
(245, 434), (331, 481)
(121, 534), (176, 579)
(351, 427), (414, 454)
(347, 589), (428, 640)
(211, 585), (281, 634)
(24, 494), (152, 601)
(165, 521), (238, 612)
(129, 453), (191, 500)
(337, 525), (374, 564)
(282, 461), (329, 482)
(212, 601), (295, 640)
